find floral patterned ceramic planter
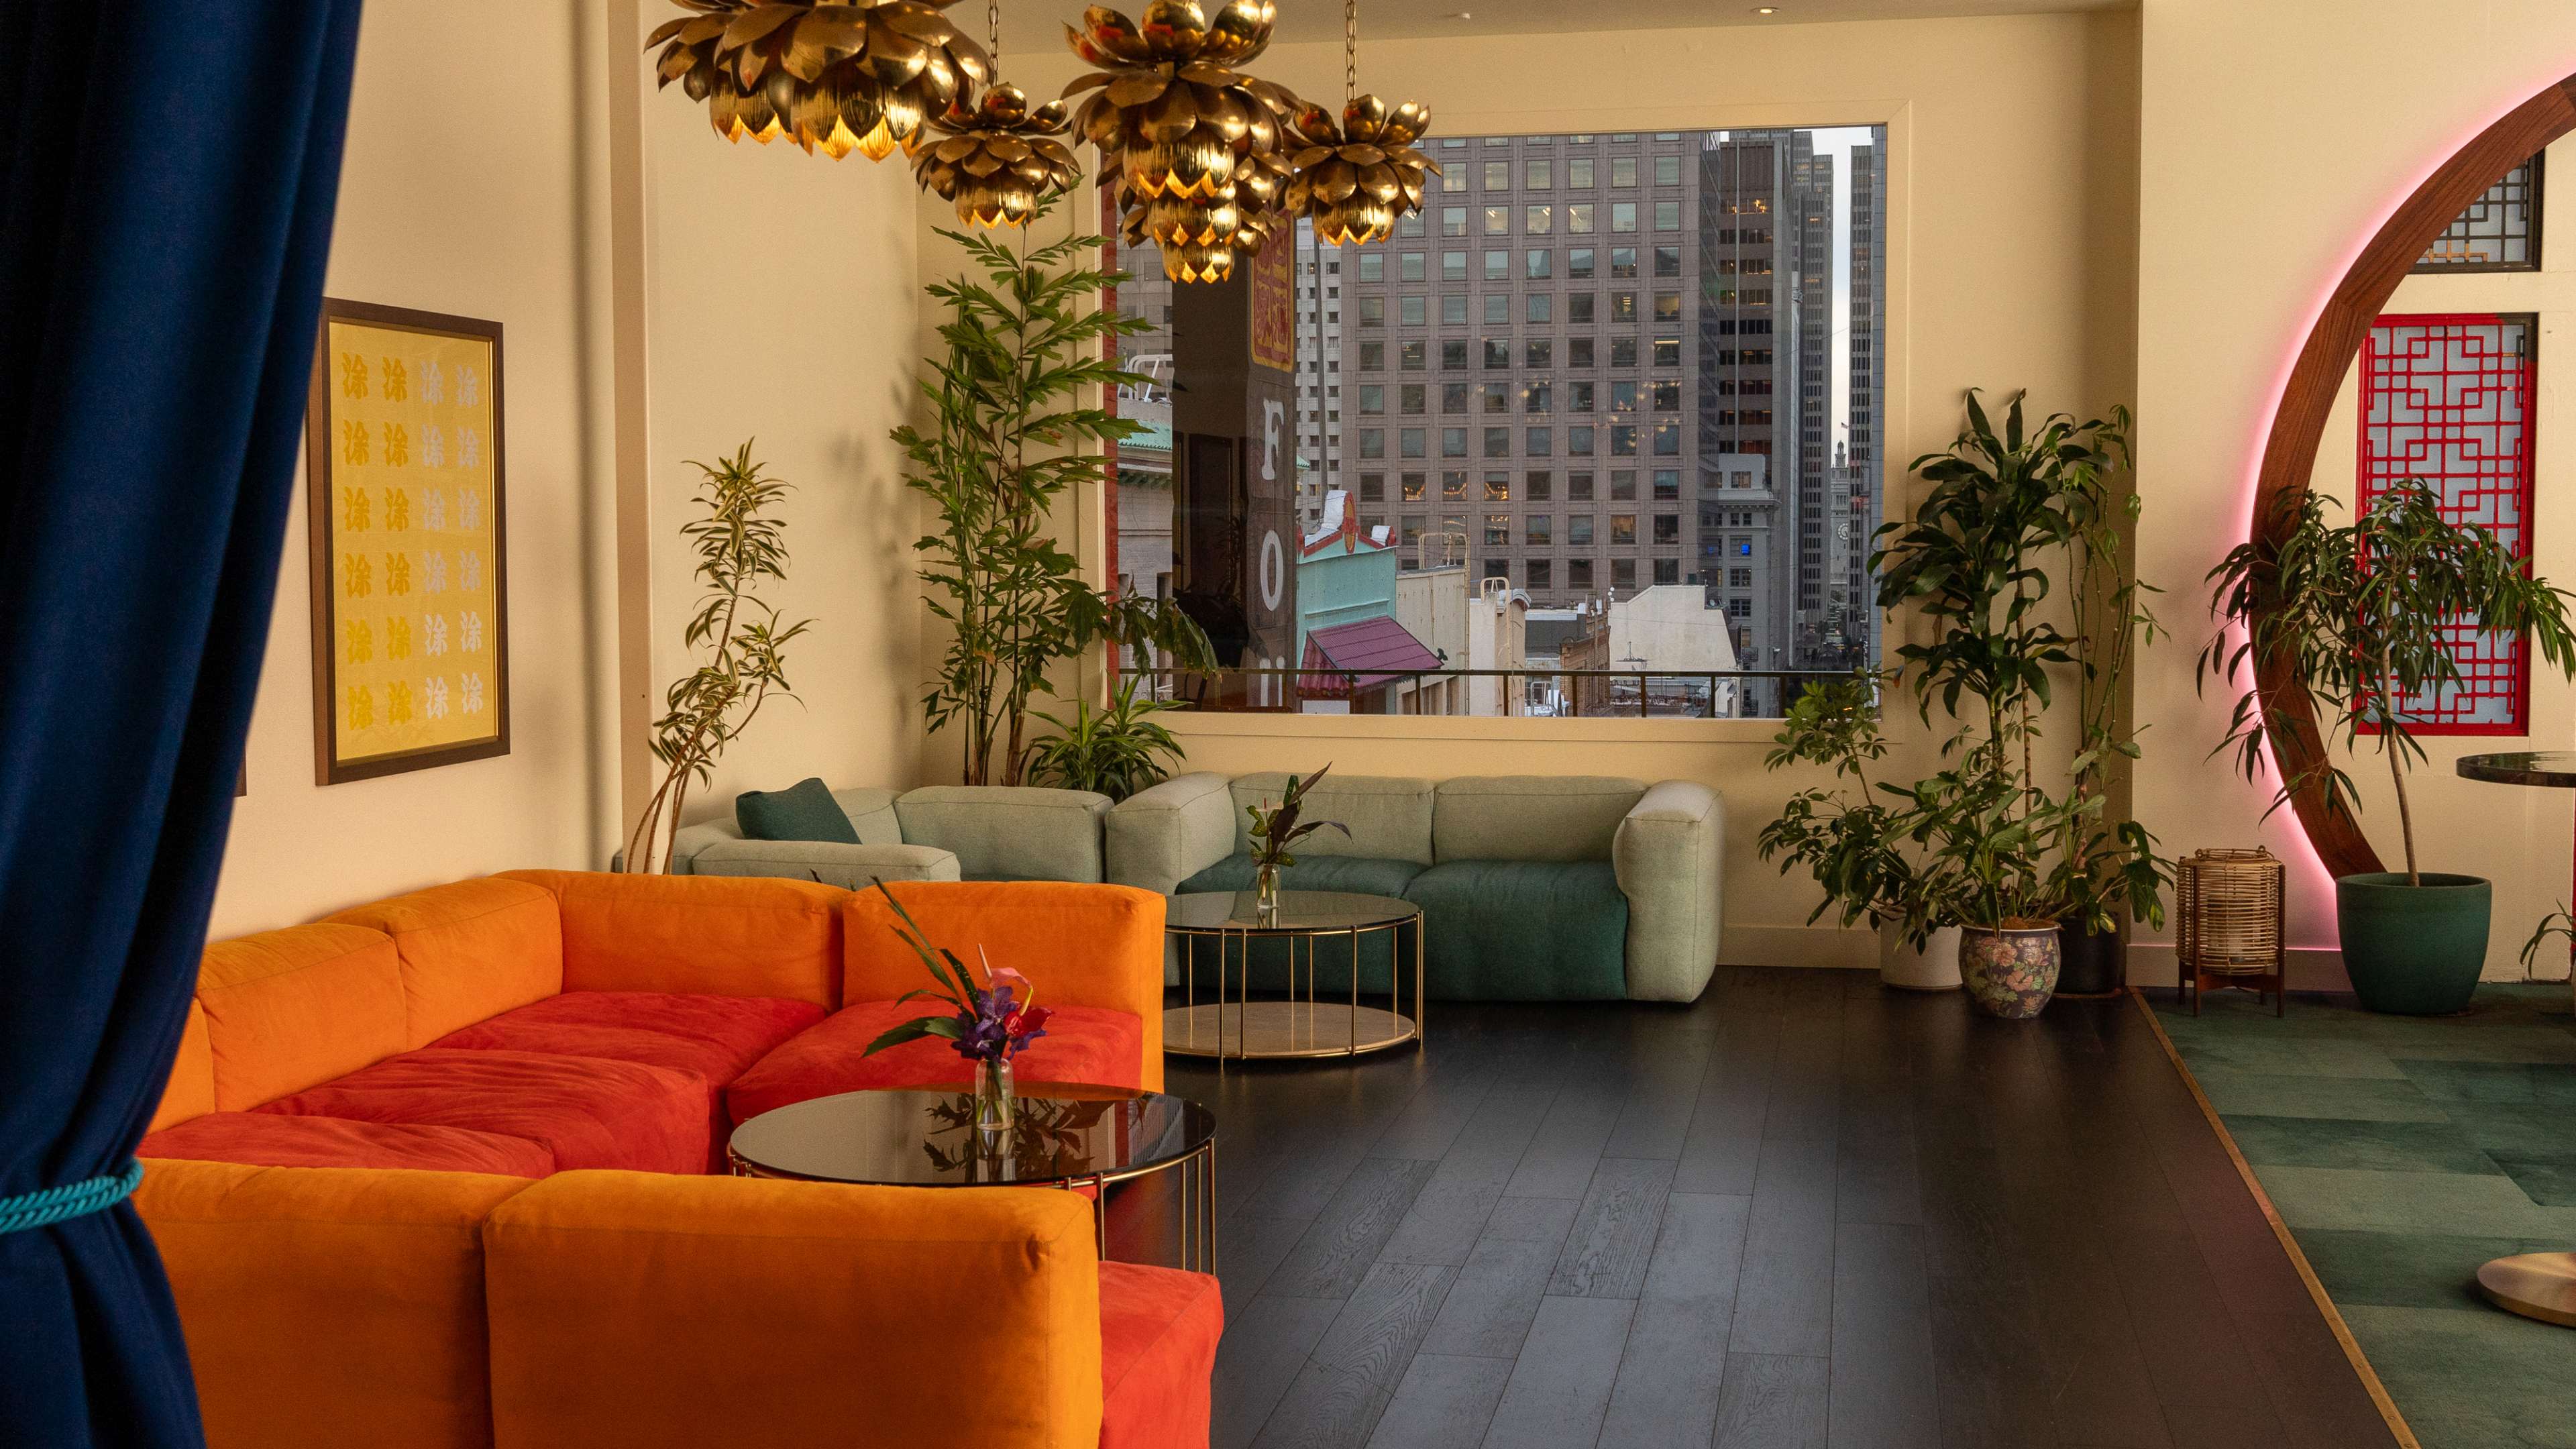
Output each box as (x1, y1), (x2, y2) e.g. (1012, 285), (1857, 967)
(1960, 926), (2059, 1020)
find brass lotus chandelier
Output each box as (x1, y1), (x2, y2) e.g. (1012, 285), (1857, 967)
(912, 0), (1083, 227)
(1062, 0), (1302, 284)
(1281, 0), (1436, 246)
(649, 0), (1434, 276)
(647, 1), (992, 160)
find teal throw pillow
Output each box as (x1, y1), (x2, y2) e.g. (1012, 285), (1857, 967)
(735, 777), (860, 844)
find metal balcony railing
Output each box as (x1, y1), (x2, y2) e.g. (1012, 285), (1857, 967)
(1127, 665), (1860, 719)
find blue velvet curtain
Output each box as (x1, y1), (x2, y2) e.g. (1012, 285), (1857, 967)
(0, 3), (363, 1442)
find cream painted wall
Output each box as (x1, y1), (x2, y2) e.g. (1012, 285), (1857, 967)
(977, 9), (2145, 966)
(212, 3), (606, 937)
(634, 8), (924, 849)
(213, 2), (931, 933)
(2133, 1), (2576, 981)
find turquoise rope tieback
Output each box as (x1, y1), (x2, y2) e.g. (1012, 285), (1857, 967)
(0, 1160), (145, 1235)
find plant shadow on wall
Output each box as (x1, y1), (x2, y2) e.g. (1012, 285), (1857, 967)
(897, 199), (1215, 789)
(624, 442), (814, 873)
(2202, 483), (2576, 1014)
(1760, 392), (2169, 1018)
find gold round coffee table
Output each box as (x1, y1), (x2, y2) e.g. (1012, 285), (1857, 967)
(1163, 890), (1423, 1061)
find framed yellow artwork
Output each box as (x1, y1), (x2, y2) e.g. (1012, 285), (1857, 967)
(305, 299), (509, 784)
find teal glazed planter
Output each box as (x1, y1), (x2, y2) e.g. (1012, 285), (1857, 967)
(1960, 926), (2060, 1019)
(2335, 872), (2491, 1016)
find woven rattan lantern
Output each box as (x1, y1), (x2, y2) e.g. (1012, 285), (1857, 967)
(2175, 847), (2287, 1016)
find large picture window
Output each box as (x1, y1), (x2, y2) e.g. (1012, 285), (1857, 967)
(2358, 313), (2537, 733)
(1113, 125), (1887, 717)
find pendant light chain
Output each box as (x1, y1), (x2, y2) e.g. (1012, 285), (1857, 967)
(989, 0), (1002, 67)
(1344, 0), (1358, 108)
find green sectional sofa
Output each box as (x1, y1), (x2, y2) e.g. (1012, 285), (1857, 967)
(1106, 772), (1723, 1002)
(667, 786), (1113, 888)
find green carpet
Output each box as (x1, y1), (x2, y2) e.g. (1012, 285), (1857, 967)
(2151, 983), (2576, 1449)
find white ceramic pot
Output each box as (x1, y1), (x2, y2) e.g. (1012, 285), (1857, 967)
(1879, 921), (1964, 991)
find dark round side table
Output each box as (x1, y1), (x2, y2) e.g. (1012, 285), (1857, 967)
(727, 1083), (1216, 1271)
(2455, 751), (2576, 1329)
(1163, 890), (1424, 1061)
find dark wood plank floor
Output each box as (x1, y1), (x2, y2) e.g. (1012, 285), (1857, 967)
(1105, 967), (2400, 1449)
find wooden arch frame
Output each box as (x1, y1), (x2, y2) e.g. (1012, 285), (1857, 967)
(2250, 75), (2576, 879)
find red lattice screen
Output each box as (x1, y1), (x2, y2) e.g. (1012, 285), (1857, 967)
(2357, 313), (2536, 733)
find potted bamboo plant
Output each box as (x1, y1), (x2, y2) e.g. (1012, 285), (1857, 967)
(895, 199), (1212, 786)
(1867, 393), (2165, 1017)
(2204, 482), (2576, 1014)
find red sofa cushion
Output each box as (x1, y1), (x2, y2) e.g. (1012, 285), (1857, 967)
(255, 1049), (708, 1175)
(1098, 1262), (1223, 1449)
(428, 991), (826, 1087)
(140, 1111), (556, 1177)
(724, 999), (1147, 1127)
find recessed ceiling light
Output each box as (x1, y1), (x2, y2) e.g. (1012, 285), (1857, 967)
(1447, 9), (1472, 15)
(1754, 5), (1778, 11)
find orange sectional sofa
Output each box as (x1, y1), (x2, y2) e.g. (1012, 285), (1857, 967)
(133, 871), (1212, 1449)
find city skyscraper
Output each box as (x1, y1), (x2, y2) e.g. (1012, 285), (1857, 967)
(1843, 140), (1888, 669)
(1114, 126), (1884, 716)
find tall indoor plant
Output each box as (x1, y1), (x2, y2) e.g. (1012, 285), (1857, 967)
(623, 442), (812, 873)
(1864, 392), (2165, 1016)
(2204, 482), (2576, 1013)
(896, 200), (1212, 786)
(2048, 409), (2169, 992)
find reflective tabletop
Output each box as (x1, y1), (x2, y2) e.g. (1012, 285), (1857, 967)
(2457, 751), (2576, 788)
(1163, 889), (1419, 936)
(727, 1083), (1214, 1188)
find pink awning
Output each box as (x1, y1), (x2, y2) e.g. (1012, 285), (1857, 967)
(1298, 616), (1445, 698)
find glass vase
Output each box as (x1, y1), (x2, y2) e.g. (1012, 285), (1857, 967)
(1255, 861), (1281, 919)
(973, 1055), (1014, 1135)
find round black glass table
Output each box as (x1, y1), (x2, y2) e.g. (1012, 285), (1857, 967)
(1163, 890), (1425, 1061)
(2455, 752), (2576, 1328)
(727, 1083), (1216, 1271)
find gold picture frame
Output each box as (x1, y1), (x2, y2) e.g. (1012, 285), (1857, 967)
(305, 299), (510, 784)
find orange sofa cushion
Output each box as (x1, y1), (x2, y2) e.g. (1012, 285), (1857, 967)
(136, 1158), (530, 1449)
(150, 1000), (216, 1132)
(196, 923), (407, 1110)
(483, 1171), (1106, 1449)
(1097, 1262), (1224, 1449)
(255, 1049), (709, 1175)
(843, 881), (1166, 1087)
(431, 990), (828, 1167)
(504, 869), (845, 1008)
(724, 999), (1148, 1126)
(429, 990), (826, 1087)
(329, 877), (564, 1047)
(142, 1112), (555, 1177)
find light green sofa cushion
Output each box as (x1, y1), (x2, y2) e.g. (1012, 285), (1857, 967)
(688, 840), (961, 890)
(1432, 775), (1647, 863)
(894, 786), (1112, 882)
(1228, 772), (1436, 866)
(1106, 772), (1237, 894)
(1613, 780), (1724, 1002)
(1405, 859), (1630, 1000)
(830, 787), (904, 845)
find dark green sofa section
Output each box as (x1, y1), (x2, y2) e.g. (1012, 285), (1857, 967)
(1111, 771), (1722, 1003)
(1174, 853), (1630, 1001)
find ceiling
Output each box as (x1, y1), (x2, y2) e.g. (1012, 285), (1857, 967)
(1004, 0), (2131, 51)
